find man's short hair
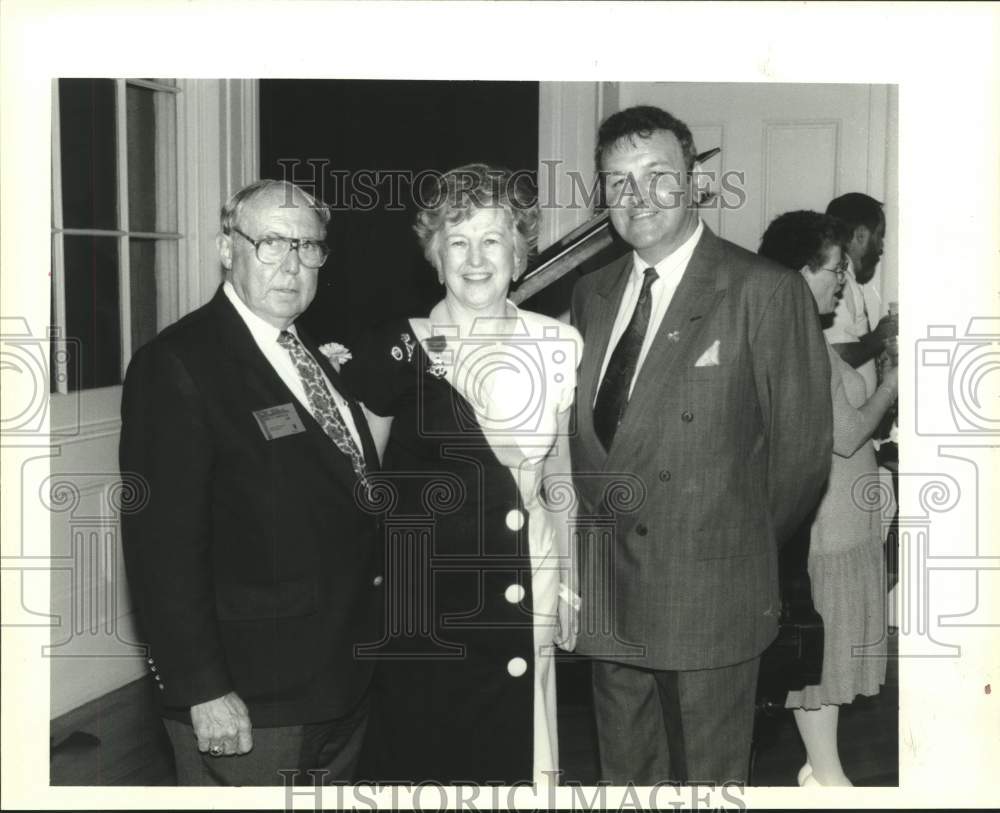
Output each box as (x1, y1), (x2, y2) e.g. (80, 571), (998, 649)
(219, 179), (331, 235)
(594, 105), (698, 174)
(825, 192), (884, 233)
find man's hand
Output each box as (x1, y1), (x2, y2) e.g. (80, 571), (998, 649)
(190, 691), (253, 756)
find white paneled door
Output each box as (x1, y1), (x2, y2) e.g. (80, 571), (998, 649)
(613, 82), (894, 300)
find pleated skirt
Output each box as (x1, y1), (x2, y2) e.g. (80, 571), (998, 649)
(786, 539), (888, 709)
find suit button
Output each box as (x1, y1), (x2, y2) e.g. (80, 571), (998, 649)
(372, 575), (384, 587)
(147, 658), (154, 665)
(681, 411), (694, 422)
(507, 657), (528, 677)
(636, 523), (648, 536)
(505, 509), (525, 531)
(150, 665), (157, 673)
(158, 683), (165, 691)
(504, 583), (526, 604)
(659, 470), (671, 482)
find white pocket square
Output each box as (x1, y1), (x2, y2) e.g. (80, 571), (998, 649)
(694, 339), (720, 367)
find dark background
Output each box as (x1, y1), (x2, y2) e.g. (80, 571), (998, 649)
(260, 79), (541, 345)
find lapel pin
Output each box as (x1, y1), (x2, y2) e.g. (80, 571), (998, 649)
(667, 330), (681, 343)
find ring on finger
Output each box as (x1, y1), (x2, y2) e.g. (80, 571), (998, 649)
(209, 745), (223, 756)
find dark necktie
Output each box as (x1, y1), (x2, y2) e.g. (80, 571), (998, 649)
(277, 330), (369, 489)
(593, 267), (659, 451)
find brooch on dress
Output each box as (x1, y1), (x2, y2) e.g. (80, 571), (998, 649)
(425, 335), (448, 379)
(391, 332), (416, 363)
(400, 332), (416, 362)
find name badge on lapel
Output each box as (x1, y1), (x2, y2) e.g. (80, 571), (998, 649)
(253, 403), (306, 440)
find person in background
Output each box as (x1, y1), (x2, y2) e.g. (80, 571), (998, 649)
(759, 210), (897, 787)
(824, 192), (897, 397)
(341, 164), (580, 785)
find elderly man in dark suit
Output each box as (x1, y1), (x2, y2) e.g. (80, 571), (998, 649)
(571, 106), (832, 785)
(120, 180), (383, 785)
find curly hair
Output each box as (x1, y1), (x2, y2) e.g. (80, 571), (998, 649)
(220, 179), (330, 235)
(758, 210), (851, 272)
(594, 105), (698, 174)
(413, 164), (539, 272)
(826, 192), (885, 234)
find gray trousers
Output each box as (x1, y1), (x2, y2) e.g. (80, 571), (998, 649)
(162, 694), (369, 786)
(591, 656), (760, 786)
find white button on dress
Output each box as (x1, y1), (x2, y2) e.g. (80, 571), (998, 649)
(505, 509), (525, 531)
(504, 583), (526, 604)
(507, 656), (528, 677)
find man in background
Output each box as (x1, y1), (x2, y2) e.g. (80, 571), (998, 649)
(824, 192), (898, 396)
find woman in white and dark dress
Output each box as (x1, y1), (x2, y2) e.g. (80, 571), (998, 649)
(341, 164), (581, 785)
(759, 211), (898, 787)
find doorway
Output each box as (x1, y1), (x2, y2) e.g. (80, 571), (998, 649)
(260, 79), (539, 344)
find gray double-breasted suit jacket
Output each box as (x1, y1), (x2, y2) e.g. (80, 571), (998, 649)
(570, 226), (832, 671)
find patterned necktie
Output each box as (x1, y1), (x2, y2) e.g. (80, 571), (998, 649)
(593, 267), (659, 451)
(277, 330), (369, 490)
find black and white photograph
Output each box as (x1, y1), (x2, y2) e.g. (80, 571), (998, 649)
(2, 2), (997, 810)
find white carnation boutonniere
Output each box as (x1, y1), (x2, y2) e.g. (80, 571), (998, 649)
(318, 341), (352, 371)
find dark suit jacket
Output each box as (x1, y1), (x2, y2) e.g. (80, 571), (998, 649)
(120, 287), (384, 727)
(571, 227), (832, 671)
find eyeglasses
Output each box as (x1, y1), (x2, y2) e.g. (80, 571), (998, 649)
(232, 228), (329, 268)
(817, 258), (849, 283)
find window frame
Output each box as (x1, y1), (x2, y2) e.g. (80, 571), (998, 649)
(50, 78), (183, 396)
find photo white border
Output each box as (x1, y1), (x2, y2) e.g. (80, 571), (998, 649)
(2, 0), (998, 809)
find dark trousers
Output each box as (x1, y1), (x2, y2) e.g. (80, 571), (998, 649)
(591, 656), (760, 786)
(162, 694), (369, 786)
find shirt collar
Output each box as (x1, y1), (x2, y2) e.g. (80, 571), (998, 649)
(223, 281), (298, 344)
(631, 218), (704, 281)
(845, 254), (859, 283)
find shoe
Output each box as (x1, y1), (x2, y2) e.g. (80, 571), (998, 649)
(802, 768), (854, 787)
(797, 763), (813, 786)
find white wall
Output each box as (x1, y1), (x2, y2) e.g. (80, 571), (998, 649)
(47, 79), (258, 718)
(538, 82), (898, 314)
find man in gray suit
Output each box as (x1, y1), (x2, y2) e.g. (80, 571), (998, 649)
(571, 106), (832, 784)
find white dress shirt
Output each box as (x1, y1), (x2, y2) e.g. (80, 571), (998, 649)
(596, 219), (704, 402)
(223, 282), (364, 450)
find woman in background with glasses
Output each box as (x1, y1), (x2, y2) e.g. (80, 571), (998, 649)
(759, 211), (898, 787)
